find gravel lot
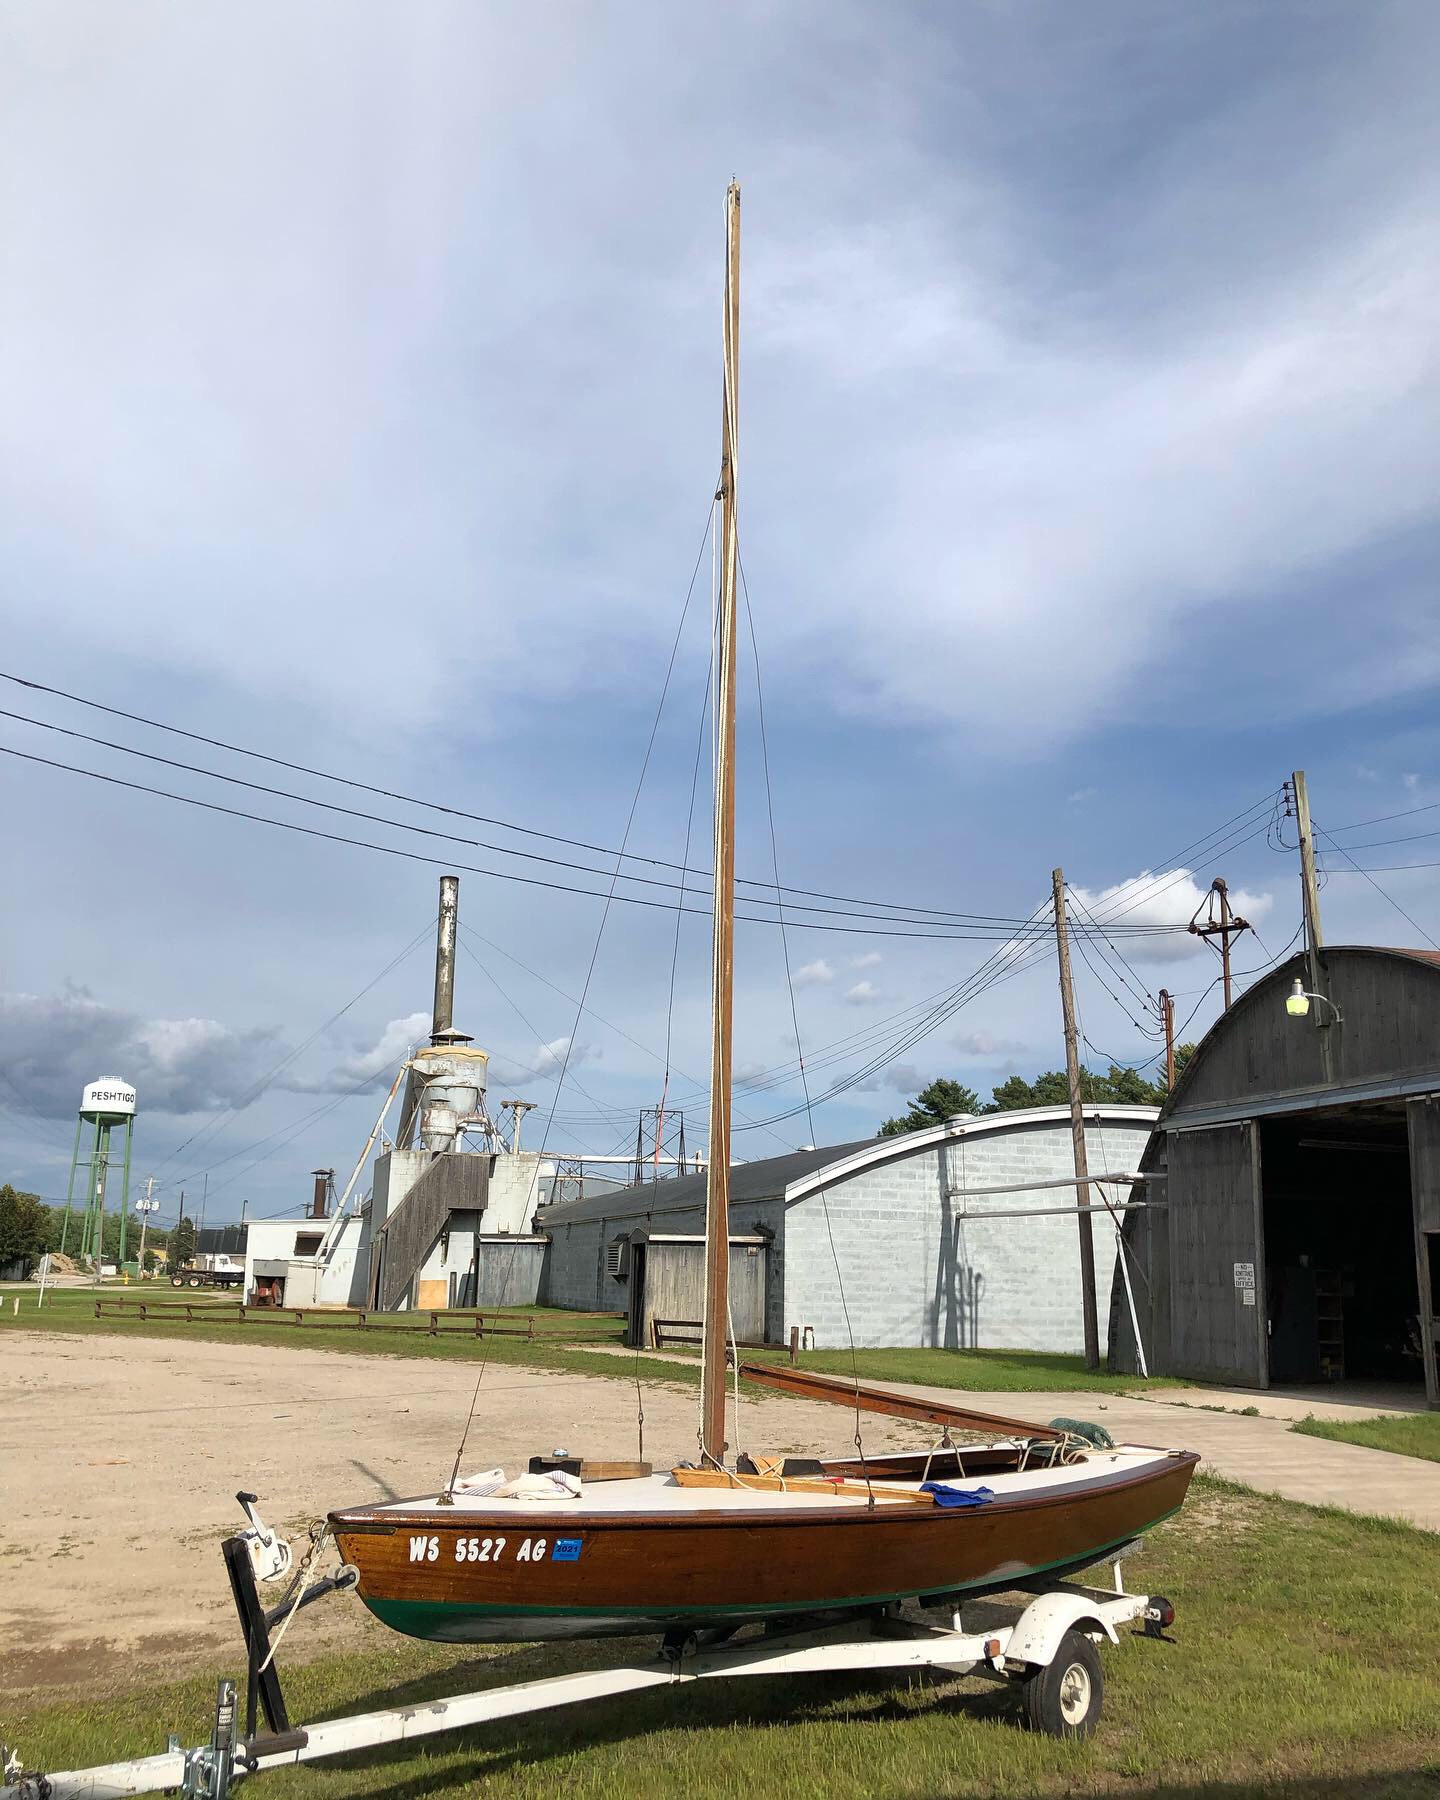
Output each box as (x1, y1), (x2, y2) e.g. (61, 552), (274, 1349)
(2, 1330), (928, 1695)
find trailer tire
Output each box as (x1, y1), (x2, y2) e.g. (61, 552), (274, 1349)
(1021, 1629), (1103, 1737)
(170, 1275), (185, 1287)
(187, 1274), (204, 1288)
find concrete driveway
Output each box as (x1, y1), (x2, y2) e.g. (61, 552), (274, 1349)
(879, 1381), (1440, 1532)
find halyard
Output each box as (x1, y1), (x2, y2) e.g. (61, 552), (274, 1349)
(3, 1329), (1438, 1797)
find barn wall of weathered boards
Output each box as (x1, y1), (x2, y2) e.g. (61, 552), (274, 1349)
(1110, 946), (1440, 1408)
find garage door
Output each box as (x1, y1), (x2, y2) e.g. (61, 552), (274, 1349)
(1167, 1120), (1268, 1387)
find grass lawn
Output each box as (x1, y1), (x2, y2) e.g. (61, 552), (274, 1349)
(0, 1288), (646, 1385)
(746, 1343), (1189, 1395)
(8, 1478), (1439, 1798)
(1292, 1410), (1440, 1465)
(1, 1291), (1186, 1397)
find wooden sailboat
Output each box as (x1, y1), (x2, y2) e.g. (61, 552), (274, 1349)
(329, 184), (1197, 1645)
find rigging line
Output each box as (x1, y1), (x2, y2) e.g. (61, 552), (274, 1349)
(739, 556), (871, 1488)
(154, 922), (432, 1182)
(1312, 824), (1440, 952)
(8, 739), (1159, 942)
(454, 922), (798, 1157)
(2, 670), (1143, 933)
(442, 464), (720, 1503)
(535, 494), (716, 1167)
(662, 639), (714, 1133)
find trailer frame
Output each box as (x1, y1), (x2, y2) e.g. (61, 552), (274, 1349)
(2, 1505), (1176, 1800)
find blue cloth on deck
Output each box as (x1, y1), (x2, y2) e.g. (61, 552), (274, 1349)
(921, 1482), (995, 1509)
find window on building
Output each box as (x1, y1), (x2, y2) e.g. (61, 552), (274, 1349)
(293, 1232), (323, 1257)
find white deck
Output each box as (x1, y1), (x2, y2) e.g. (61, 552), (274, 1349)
(378, 1447), (1173, 1517)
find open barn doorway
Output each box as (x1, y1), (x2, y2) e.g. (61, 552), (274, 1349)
(1260, 1105), (1427, 1399)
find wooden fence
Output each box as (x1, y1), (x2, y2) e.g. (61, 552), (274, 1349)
(93, 1299), (625, 1340)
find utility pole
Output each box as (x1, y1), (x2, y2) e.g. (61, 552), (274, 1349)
(1159, 989), (1176, 1091)
(135, 1179), (160, 1278)
(1187, 877), (1249, 1009)
(1052, 868), (1100, 1369)
(1291, 771), (1324, 999)
(501, 1099), (537, 1154)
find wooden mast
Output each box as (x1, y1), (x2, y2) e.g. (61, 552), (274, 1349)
(701, 181), (741, 1463)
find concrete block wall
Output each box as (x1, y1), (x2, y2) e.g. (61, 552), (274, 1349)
(782, 1118), (1154, 1354)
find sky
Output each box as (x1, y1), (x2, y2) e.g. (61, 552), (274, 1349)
(3, 1), (1439, 1231)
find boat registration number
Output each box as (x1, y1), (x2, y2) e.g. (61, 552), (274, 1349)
(406, 1534), (583, 1565)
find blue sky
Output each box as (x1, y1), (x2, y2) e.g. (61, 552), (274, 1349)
(3, 2), (1439, 1229)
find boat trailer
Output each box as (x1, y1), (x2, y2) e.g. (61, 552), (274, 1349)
(2, 1495), (1177, 1799)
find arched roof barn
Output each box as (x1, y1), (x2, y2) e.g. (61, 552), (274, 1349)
(1110, 947), (1440, 1408)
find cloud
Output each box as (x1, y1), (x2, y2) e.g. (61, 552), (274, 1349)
(489, 1036), (599, 1088)
(850, 951), (883, 969)
(795, 959), (835, 987)
(843, 980), (886, 1005)
(0, 985), (282, 1118)
(283, 1011), (432, 1094)
(1067, 870), (1274, 963)
(952, 1030), (1028, 1058)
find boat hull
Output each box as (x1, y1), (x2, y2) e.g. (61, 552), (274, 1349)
(331, 1451), (1198, 1644)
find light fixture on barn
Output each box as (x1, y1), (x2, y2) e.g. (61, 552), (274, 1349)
(1285, 979), (1343, 1025)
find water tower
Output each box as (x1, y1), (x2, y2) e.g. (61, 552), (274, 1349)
(60, 1078), (137, 1268)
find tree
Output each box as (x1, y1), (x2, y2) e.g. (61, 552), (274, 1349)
(878, 1078), (985, 1137)
(168, 1215), (197, 1272)
(880, 1060), (1173, 1135)
(1170, 1042), (1198, 1087)
(0, 1184), (47, 1267)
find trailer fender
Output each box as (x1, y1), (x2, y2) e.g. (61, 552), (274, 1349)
(1004, 1593), (1119, 1668)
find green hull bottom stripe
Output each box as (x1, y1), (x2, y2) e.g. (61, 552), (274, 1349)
(363, 1509), (1183, 1643)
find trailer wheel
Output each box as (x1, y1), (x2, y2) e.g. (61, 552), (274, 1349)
(187, 1274), (204, 1288)
(1022, 1630), (1103, 1737)
(170, 1275), (185, 1287)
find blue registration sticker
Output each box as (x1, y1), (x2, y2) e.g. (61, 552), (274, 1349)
(552, 1538), (583, 1562)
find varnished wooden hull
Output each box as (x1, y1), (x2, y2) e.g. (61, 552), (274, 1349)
(330, 1451), (1198, 1644)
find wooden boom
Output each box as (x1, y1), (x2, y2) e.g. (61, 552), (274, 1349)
(736, 1362), (1063, 1440)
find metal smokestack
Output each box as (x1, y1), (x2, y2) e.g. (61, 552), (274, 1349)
(431, 875), (459, 1045)
(310, 1168), (332, 1219)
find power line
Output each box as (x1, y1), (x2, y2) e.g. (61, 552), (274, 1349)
(0, 668), (1199, 935)
(156, 923), (432, 1182)
(1312, 823), (1440, 952)
(1323, 797), (1440, 834)
(6, 738), (1192, 942)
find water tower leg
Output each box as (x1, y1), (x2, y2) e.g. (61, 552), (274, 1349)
(60, 1115), (84, 1256)
(82, 1115), (104, 1263)
(118, 1116), (134, 1265)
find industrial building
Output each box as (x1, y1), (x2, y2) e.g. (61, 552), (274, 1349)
(1109, 947), (1440, 1409)
(540, 1104), (1158, 1353)
(240, 877), (549, 1311)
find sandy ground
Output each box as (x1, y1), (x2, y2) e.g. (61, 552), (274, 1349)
(1, 1332), (934, 1696)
